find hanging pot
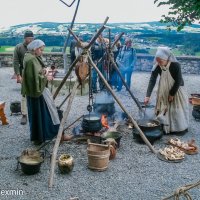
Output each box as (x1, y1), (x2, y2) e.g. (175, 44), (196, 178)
(82, 113), (102, 133)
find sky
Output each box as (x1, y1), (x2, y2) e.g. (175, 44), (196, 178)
(0, 0), (169, 27)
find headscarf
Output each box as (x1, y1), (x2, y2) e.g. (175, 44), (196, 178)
(152, 46), (178, 71)
(27, 39), (45, 51)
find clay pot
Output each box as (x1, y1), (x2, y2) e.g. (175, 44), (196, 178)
(58, 154), (74, 174)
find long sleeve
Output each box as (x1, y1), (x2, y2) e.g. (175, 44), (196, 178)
(22, 54), (47, 97)
(13, 43), (27, 75)
(169, 62), (184, 96)
(13, 46), (21, 75)
(146, 66), (160, 97)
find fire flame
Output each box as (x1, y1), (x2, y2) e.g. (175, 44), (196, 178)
(101, 114), (109, 129)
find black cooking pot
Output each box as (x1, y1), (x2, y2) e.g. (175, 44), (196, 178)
(81, 113), (102, 133)
(17, 156), (43, 175)
(133, 119), (163, 144)
(10, 101), (21, 114)
(137, 119), (161, 131)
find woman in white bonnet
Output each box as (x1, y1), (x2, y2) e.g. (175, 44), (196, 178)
(144, 47), (189, 135)
(22, 39), (61, 144)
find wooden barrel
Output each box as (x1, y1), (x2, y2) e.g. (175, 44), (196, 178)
(87, 142), (110, 171)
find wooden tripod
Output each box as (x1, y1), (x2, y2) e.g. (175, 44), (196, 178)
(49, 17), (156, 188)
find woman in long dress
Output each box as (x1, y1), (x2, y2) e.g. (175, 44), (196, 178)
(22, 39), (60, 144)
(144, 47), (189, 134)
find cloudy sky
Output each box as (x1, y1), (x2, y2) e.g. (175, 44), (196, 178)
(1, 0), (169, 26)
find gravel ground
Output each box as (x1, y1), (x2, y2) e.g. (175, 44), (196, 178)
(0, 67), (200, 200)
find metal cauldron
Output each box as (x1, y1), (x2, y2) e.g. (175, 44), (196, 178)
(81, 113), (102, 133)
(17, 149), (44, 175)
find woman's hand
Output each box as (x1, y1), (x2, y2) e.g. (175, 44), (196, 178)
(16, 75), (22, 83)
(144, 97), (150, 105)
(168, 95), (174, 102)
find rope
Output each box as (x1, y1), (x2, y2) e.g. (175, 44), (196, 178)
(162, 180), (200, 200)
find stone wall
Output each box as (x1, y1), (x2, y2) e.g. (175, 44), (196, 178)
(0, 52), (66, 68)
(135, 54), (200, 74)
(0, 52), (200, 74)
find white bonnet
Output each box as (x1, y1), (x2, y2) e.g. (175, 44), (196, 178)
(27, 39), (45, 51)
(155, 46), (177, 62)
(152, 46), (178, 71)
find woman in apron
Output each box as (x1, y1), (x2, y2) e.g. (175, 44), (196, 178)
(22, 39), (61, 144)
(144, 47), (189, 134)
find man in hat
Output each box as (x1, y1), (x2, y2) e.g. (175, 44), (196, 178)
(13, 30), (34, 125)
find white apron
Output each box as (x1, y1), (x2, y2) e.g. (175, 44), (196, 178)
(42, 87), (60, 125)
(155, 62), (189, 134)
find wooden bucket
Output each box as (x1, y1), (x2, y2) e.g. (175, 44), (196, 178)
(87, 141), (110, 171)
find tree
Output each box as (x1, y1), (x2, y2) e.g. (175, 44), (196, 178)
(154, 0), (200, 31)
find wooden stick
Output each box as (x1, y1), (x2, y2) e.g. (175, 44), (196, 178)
(88, 55), (156, 154)
(49, 80), (79, 188)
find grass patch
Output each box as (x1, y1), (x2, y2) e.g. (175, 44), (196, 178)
(0, 46), (14, 52)
(0, 46), (70, 53)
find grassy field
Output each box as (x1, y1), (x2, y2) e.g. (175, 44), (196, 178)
(0, 45), (199, 56)
(0, 46), (15, 52)
(0, 46), (69, 53)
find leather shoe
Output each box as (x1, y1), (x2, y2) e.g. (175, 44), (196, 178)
(21, 115), (27, 125)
